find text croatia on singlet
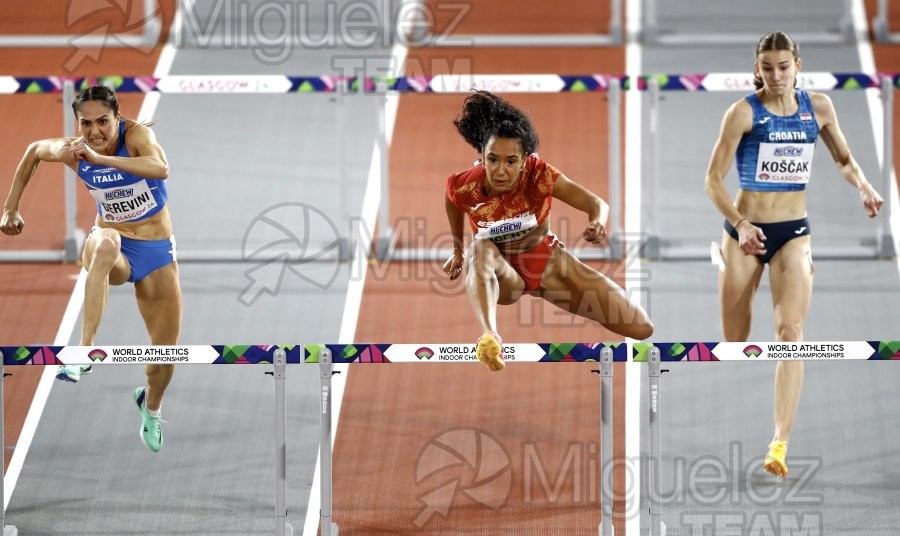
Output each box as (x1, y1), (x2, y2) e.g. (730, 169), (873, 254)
(768, 131), (808, 141)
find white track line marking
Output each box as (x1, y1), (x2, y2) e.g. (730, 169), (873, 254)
(301, 35), (408, 536)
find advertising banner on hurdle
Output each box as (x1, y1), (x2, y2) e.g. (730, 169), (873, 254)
(0, 345), (305, 365)
(304, 342), (627, 363)
(632, 341), (900, 361)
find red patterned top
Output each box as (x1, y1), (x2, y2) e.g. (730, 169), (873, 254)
(445, 155), (562, 243)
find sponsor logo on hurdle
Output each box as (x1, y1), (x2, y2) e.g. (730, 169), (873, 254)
(743, 345), (763, 358)
(415, 347), (435, 360)
(57, 346), (219, 364)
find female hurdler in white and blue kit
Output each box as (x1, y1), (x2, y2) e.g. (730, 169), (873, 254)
(1, 86), (179, 453)
(705, 32), (883, 477)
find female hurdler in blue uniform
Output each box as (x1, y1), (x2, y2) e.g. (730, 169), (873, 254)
(705, 32), (883, 477)
(1, 86), (179, 453)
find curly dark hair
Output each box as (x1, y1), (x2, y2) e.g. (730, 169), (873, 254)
(753, 31), (800, 90)
(452, 90), (539, 156)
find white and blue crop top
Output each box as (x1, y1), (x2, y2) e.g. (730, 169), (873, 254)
(735, 90), (820, 192)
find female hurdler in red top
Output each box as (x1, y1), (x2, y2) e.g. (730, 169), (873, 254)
(443, 91), (654, 371)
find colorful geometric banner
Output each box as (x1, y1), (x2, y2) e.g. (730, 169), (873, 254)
(0, 345), (301, 365)
(304, 343), (627, 363)
(2, 73), (896, 95)
(5, 342), (898, 365)
(633, 341), (900, 362)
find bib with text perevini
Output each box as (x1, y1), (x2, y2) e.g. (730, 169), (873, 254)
(754, 142), (815, 185)
(475, 213), (538, 243)
(89, 180), (159, 223)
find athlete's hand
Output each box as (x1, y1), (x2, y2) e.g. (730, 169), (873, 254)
(583, 220), (609, 247)
(0, 209), (24, 236)
(737, 220), (767, 257)
(859, 183), (883, 218)
(70, 138), (104, 165)
(443, 250), (465, 281)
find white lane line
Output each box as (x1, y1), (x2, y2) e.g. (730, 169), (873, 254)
(2, 32), (179, 513)
(625, 0), (643, 534)
(852, 0), (900, 276)
(301, 38), (408, 536)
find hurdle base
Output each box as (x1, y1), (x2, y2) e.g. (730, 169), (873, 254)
(597, 523), (614, 536)
(320, 521), (340, 535)
(4, 525), (18, 536)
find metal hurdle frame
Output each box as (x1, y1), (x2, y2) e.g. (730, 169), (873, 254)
(0, 0), (161, 48)
(0, 355), (17, 536)
(0, 347), (294, 536)
(641, 340), (900, 536)
(641, 73), (896, 261)
(316, 345), (621, 536)
(0, 80), (85, 263)
(642, 0), (853, 46)
(874, 0), (900, 42)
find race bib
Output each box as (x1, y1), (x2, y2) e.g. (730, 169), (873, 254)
(755, 143), (815, 185)
(89, 180), (158, 223)
(475, 213), (538, 243)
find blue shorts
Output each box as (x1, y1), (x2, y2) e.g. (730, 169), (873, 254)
(120, 235), (177, 283)
(724, 217), (810, 264)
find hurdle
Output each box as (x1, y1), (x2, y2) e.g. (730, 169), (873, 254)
(874, 0), (900, 42)
(639, 72), (897, 260)
(0, 344), (306, 536)
(633, 340), (900, 536)
(642, 0), (853, 46)
(0, 343), (625, 535)
(0, 0), (162, 48)
(0, 73), (628, 264)
(306, 342), (626, 536)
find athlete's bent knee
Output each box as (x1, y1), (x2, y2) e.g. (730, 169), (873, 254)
(88, 234), (121, 271)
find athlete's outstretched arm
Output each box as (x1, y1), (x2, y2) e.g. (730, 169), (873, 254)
(2, 138), (78, 236)
(72, 123), (169, 179)
(811, 92), (883, 218)
(552, 173), (609, 245)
